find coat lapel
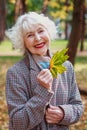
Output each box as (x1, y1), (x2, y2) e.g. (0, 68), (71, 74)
(25, 51), (41, 96)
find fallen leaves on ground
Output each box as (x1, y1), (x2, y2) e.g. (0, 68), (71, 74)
(0, 86), (9, 130)
(70, 95), (87, 130)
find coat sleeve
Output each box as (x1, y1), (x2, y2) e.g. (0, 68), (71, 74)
(6, 67), (53, 130)
(58, 61), (84, 125)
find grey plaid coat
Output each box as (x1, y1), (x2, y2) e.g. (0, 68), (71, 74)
(6, 52), (84, 130)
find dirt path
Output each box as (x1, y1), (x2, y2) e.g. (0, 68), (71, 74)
(77, 51), (87, 56)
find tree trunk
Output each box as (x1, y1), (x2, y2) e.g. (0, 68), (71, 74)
(14, 0), (26, 22)
(0, 0), (6, 42)
(41, 0), (50, 15)
(65, 0), (69, 40)
(65, 22), (68, 39)
(67, 0), (85, 65)
(80, 5), (86, 51)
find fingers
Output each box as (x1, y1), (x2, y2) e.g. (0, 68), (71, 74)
(47, 105), (62, 114)
(37, 69), (53, 90)
(45, 105), (64, 124)
(37, 69), (52, 79)
(37, 72), (51, 82)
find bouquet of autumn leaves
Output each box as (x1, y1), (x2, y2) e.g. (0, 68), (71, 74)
(50, 48), (69, 78)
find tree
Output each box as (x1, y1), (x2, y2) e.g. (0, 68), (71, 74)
(42, 0), (50, 15)
(0, 0), (6, 42)
(14, 0), (27, 22)
(67, 0), (85, 65)
(26, 0), (43, 12)
(64, 0), (71, 39)
(80, 4), (86, 51)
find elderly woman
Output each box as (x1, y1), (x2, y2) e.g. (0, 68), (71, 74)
(5, 12), (84, 130)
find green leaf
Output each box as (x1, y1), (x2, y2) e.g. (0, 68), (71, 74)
(50, 48), (69, 78)
(50, 67), (58, 78)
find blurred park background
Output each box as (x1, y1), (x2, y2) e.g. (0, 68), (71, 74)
(0, 0), (87, 130)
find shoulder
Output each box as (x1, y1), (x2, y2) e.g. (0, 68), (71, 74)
(63, 60), (74, 71)
(62, 60), (75, 77)
(7, 57), (29, 76)
(63, 60), (73, 67)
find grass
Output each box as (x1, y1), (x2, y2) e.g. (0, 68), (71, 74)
(0, 38), (87, 55)
(50, 39), (87, 53)
(50, 39), (67, 53)
(0, 56), (22, 63)
(0, 40), (11, 51)
(0, 39), (68, 55)
(75, 56), (87, 71)
(0, 39), (21, 55)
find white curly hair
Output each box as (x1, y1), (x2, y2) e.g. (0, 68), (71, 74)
(5, 12), (57, 54)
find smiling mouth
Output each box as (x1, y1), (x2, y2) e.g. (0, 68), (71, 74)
(35, 42), (45, 48)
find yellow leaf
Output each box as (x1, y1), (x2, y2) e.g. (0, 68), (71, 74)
(50, 48), (69, 77)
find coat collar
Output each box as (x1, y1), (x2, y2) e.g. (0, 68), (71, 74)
(24, 50), (40, 71)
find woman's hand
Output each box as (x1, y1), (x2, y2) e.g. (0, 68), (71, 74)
(37, 69), (53, 91)
(45, 105), (64, 124)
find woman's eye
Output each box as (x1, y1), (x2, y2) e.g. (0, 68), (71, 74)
(27, 34), (33, 37)
(38, 30), (44, 33)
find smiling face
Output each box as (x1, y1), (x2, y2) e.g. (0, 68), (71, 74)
(23, 24), (50, 56)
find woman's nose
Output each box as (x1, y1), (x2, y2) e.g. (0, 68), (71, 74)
(35, 33), (41, 41)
